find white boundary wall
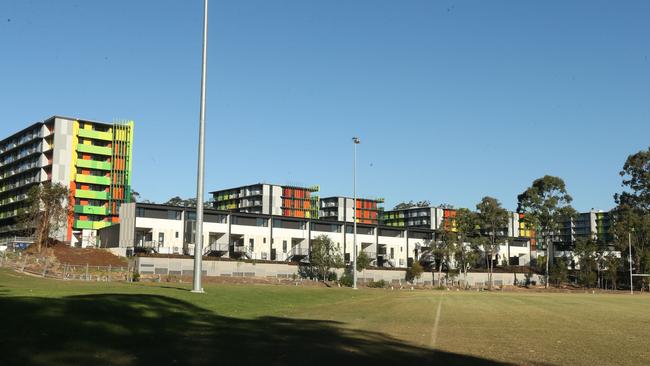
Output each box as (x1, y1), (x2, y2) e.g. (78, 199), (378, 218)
(136, 256), (543, 286)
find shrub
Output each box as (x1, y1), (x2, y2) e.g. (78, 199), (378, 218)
(339, 273), (353, 287)
(327, 271), (338, 281)
(406, 261), (424, 282)
(367, 280), (386, 288)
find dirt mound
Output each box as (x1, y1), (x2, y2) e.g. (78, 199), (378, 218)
(51, 243), (127, 267)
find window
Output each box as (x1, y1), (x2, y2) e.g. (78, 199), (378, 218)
(158, 232), (165, 244)
(167, 210), (181, 220)
(136, 207), (145, 217)
(249, 238), (254, 251)
(282, 240), (287, 253)
(263, 238), (266, 244)
(232, 216), (267, 227)
(175, 232), (179, 239)
(390, 248), (394, 259)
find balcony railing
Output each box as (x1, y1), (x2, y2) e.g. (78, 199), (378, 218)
(290, 246), (309, 257)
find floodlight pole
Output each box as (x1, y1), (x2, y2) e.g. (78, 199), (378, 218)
(192, 0), (209, 294)
(629, 232), (633, 295)
(352, 137), (360, 290)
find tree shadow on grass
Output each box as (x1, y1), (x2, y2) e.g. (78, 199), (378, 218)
(0, 294), (515, 366)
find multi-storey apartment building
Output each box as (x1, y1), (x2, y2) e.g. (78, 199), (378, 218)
(319, 196), (384, 224)
(381, 206), (457, 231)
(0, 116), (134, 246)
(554, 209), (614, 250)
(211, 183), (319, 219)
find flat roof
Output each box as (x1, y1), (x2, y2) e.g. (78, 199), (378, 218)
(209, 183), (319, 194)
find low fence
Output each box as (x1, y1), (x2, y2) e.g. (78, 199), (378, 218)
(0, 252), (134, 282)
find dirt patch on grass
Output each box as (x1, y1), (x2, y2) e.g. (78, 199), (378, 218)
(50, 243), (127, 267)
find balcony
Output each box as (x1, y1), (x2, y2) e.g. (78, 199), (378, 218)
(75, 189), (109, 200)
(76, 159), (111, 171)
(77, 144), (112, 156)
(76, 174), (111, 185)
(74, 205), (108, 215)
(290, 246), (309, 258)
(73, 220), (112, 230)
(77, 128), (113, 141)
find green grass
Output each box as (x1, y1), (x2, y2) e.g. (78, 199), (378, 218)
(0, 269), (648, 366)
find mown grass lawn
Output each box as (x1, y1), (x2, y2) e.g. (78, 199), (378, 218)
(0, 268), (648, 366)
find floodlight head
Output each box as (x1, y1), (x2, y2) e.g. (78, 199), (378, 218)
(352, 137), (361, 144)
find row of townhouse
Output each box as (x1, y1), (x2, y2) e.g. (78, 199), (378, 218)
(98, 202), (534, 269)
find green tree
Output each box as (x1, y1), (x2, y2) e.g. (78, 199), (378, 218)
(21, 182), (71, 252)
(475, 197), (510, 290)
(455, 208), (480, 286)
(603, 253), (621, 290)
(433, 218), (457, 286)
(406, 260), (424, 282)
(612, 147), (650, 290)
(574, 238), (598, 288)
(392, 200), (430, 210)
(517, 176), (577, 288)
(165, 196), (213, 209)
(356, 250), (371, 272)
(549, 257), (569, 286)
(309, 235), (344, 281)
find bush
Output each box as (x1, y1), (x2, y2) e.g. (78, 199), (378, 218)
(132, 271), (140, 282)
(406, 261), (424, 282)
(326, 271), (338, 281)
(339, 273), (353, 287)
(367, 280), (386, 288)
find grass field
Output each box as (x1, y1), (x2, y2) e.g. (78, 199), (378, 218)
(0, 269), (648, 366)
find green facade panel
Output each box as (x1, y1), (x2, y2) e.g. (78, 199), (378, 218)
(74, 220), (112, 230)
(74, 205), (108, 215)
(76, 174), (111, 185)
(77, 144), (112, 156)
(75, 189), (109, 200)
(77, 129), (112, 141)
(76, 159), (111, 171)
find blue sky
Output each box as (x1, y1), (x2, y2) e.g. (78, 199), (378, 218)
(1, 0), (648, 212)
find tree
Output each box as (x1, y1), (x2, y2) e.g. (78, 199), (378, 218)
(309, 235), (344, 281)
(454, 208), (480, 286)
(165, 196), (185, 206)
(21, 182), (71, 252)
(475, 197), (509, 290)
(392, 200), (430, 210)
(406, 260), (424, 282)
(603, 253), (621, 290)
(549, 257), (569, 286)
(131, 190), (141, 202)
(356, 250), (371, 272)
(612, 147), (650, 290)
(164, 196), (213, 209)
(432, 218), (457, 287)
(517, 176), (577, 288)
(574, 238), (598, 288)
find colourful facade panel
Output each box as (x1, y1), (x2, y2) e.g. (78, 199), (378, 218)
(76, 159), (111, 171)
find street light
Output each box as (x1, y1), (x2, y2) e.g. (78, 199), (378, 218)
(352, 137), (360, 290)
(192, 0), (209, 294)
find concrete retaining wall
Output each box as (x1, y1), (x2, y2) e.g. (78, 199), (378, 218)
(136, 256), (544, 286)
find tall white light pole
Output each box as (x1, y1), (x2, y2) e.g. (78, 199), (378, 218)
(192, 0), (209, 294)
(352, 137), (360, 290)
(629, 231), (633, 295)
